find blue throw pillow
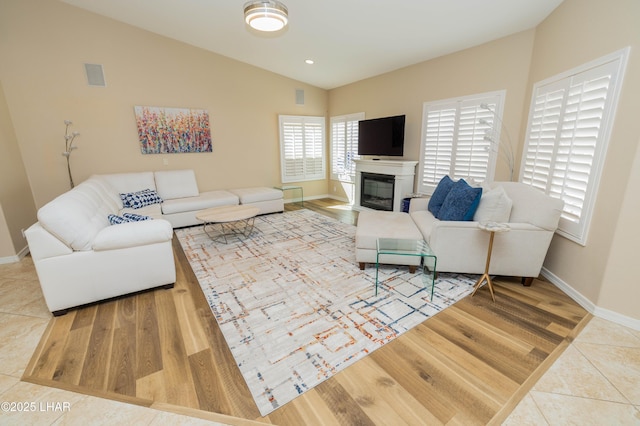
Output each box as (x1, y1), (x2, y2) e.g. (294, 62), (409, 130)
(120, 189), (163, 209)
(428, 175), (455, 217)
(122, 213), (151, 222)
(437, 179), (483, 221)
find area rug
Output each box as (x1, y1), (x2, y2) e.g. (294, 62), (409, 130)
(176, 209), (477, 416)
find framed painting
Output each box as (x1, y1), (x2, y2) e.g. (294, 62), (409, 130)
(134, 106), (212, 154)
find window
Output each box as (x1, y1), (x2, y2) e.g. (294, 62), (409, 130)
(330, 112), (364, 182)
(279, 115), (326, 183)
(417, 91), (505, 194)
(521, 48), (629, 245)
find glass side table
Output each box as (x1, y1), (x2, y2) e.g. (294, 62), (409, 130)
(274, 185), (303, 207)
(375, 238), (437, 300)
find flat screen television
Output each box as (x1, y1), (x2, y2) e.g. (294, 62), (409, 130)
(357, 115), (405, 156)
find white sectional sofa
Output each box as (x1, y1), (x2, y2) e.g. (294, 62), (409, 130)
(25, 169), (284, 315)
(356, 181), (564, 285)
(99, 169), (284, 228)
(25, 173), (176, 316)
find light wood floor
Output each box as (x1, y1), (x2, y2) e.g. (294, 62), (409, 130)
(23, 199), (590, 425)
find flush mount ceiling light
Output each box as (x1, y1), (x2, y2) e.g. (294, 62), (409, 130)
(244, 0), (288, 32)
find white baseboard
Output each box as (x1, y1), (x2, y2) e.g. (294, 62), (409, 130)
(327, 194), (350, 203)
(283, 194), (352, 204)
(283, 193), (336, 204)
(541, 267), (640, 331)
(0, 245), (30, 264)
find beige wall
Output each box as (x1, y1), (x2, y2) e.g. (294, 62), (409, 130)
(0, 205), (16, 259)
(2, 0), (639, 322)
(0, 0), (328, 209)
(599, 136), (640, 318)
(529, 0), (640, 321)
(330, 0), (640, 323)
(0, 82), (37, 258)
(328, 30), (536, 200)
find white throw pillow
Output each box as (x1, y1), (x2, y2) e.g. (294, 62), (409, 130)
(473, 185), (513, 223)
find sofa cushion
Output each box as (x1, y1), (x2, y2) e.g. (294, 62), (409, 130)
(97, 172), (156, 194)
(428, 175), (455, 217)
(498, 182), (564, 230)
(160, 190), (239, 215)
(91, 176), (125, 210)
(474, 185), (513, 223)
(355, 210), (422, 250)
(120, 189), (163, 209)
(229, 187), (283, 204)
(154, 169), (200, 200)
(409, 209), (438, 242)
(437, 179), (482, 221)
(37, 178), (117, 251)
(92, 219), (173, 251)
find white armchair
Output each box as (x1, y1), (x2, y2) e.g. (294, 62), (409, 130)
(409, 182), (564, 284)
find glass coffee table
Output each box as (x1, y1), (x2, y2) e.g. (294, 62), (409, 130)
(375, 238), (437, 299)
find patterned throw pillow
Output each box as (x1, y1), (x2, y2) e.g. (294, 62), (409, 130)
(108, 212), (152, 225)
(108, 214), (129, 225)
(120, 189), (163, 209)
(122, 213), (151, 222)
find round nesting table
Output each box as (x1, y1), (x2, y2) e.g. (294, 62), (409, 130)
(471, 221), (510, 302)
(195, 205), (260, 243)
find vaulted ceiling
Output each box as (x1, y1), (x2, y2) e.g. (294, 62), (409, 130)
(60, 0), (564, 90)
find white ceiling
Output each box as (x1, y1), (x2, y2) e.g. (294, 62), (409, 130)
(60, 0), (564, 90)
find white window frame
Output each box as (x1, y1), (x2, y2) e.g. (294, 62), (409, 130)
(279, 115), (326, 183)
(417, 90), (505, 195)
(330, 112), (364, 183)
(520, 48), (629, 246)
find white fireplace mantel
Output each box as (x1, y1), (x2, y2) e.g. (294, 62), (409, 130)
(354, 159), (418, 212)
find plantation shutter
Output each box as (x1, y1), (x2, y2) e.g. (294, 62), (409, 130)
(330, 112), (364, 182)
(418, 91), (503, 194)
(456, 101), (495, 181)
(521, 81), (565, 192)
(521, 48), (628, 244)
(279, 115), (326, 183)
(421, 104), (455, 188)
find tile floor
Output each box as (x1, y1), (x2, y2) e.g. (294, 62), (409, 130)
(503, 312), (640, 425)
(1, 256), (639, 425)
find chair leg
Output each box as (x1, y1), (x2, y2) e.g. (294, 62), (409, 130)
(409, 265), (416, 274)
(359, 262), (365, 270)
(521, 277), (534, 287)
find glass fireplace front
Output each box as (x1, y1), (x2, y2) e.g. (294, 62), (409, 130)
(361, 172), (394, 211)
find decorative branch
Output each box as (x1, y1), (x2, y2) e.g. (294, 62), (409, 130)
(62, 120), (80, 188)
(479, 103), (515, 181)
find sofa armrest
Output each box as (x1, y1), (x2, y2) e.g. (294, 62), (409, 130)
(24, 223), (73, 261)
(92, 219), (173, 251)
(408, 197), (430, 213)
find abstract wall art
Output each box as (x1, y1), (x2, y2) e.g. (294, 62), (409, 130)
(134, 106), (212, 154)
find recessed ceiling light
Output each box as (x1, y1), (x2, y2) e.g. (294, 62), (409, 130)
(305, 59), (314, 65)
